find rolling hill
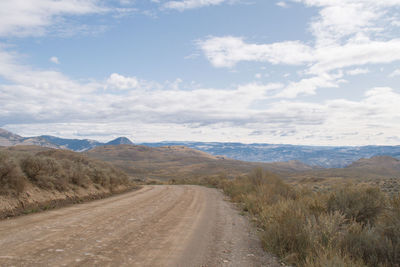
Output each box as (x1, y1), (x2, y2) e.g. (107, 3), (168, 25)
(85, 145), (315, 180)
(286, 155), (400, 183)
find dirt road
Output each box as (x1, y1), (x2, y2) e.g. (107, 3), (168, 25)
(0, 185), (281, 266)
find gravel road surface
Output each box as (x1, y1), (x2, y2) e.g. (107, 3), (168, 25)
(0, 185), (281, 266)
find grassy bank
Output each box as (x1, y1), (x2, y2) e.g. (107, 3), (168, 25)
(0, 147), (137, 218)
(171, 170), (400, 266)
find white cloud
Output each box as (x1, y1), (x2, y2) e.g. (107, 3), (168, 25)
(198, 1), (400, 98)
(293, 0), (400, 46)
(1, 45), (399, 145)
(1, 0), (400, 145)
(389, 69), (400, 77)
(199, 37), (400, 75)
(0, 46), (287, 127)
(309, 39), (400, 74)
(106, 73), (139, 90)
(0, 0), (106, 37)
(199, 36), (314, 68)
(346, 68), (369, 76)
(49, 56), (60, 64)
(163, 0), (228, 11)
(4, 84), (400, 145)
(276, 73), (341, 98)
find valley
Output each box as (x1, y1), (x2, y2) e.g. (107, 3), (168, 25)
(1, 129), (400, 266)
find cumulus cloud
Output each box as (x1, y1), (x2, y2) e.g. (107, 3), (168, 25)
(199, 37), (400, 74)
(276, 72), (342, 98)
(1, 0), (400, 145)
(1, 45), (399, 145)
(3, 83), (400, 145)
(106, 73), (139, 90)
(198, 0), (400, 98)
(1, 42), (399, 145)
(199, 36), (314, 68)
(0, 46), (287, 127)
(309, 39), (400, 74)
(0, 0), (107, 37)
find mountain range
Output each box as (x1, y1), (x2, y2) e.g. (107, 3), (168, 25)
(140, 142), (400, 168)
(2, 128), (400, 168)
(0, 128), (133, 152)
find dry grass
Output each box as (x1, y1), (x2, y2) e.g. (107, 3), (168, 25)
(172, 169), (400, 266)
(84, 145), (315, 181)
(0, 147), (133, 196)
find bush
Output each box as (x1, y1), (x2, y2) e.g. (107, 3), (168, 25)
(326, 186), (387, 225)
(176, 169), (400, 266)
(261, 199), (311, 263)
(0, 152), (26, 194)
(0, 148), (133, 194)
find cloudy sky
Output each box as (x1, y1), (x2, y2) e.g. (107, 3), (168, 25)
(1, 0), (400, 145)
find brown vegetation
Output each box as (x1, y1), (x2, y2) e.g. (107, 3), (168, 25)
(171, 169), (400, 266)
(0, 146), (136, 218)
(85, 144), (314, 180)
(0, 147), (131, 195)
(287, 156), (400, 184)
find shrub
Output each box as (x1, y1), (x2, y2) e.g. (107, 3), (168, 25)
(0, 148), (133, 194)
(326, 185), (387, 225)
(304, 248), (365, 267)
(260, 199), (311, 264)
(175, 170), (400, 266)
(0, 152), (26, 194)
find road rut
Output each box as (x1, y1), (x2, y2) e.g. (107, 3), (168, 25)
(0, 185), (281, 266)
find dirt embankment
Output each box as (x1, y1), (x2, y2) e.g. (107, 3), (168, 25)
(0, 146), (136, 219)
(0, 185), (281, 266)
(0, 184), (136, 219)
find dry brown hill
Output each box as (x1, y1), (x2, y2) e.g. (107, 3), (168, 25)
(285, 155), (400, 195)
(347, 155), (400, 171)
(85, 144), (314, 180)
(0, 146), (135, 218)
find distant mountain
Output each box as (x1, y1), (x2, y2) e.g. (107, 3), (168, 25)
(0, 129), (59, 148)
(2, 128), (400, 168)
(140, 142), (400, 168)
(0, 128), (133, 152)
(105, 137), (134, 145)
(0, 128), (23, 145)
(39, 135), (102, 152)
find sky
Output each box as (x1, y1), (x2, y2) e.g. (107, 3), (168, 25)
(0, 0), (400, 145)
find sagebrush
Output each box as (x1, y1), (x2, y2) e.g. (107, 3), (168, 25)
(0, 148), (132, 195)
(171, 169), (400, 267)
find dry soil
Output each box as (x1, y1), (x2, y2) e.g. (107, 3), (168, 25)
(0, 185), (281, 266)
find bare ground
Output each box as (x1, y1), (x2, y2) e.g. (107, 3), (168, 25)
(0, 185), (281, 266)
